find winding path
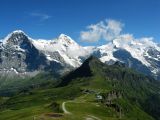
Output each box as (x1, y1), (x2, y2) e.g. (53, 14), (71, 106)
(62, 101), (101, 120)
(87, 115), (101, 120)
(62, 101), (71, 114)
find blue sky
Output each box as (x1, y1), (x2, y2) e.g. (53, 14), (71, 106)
(0, 0), (160, 46)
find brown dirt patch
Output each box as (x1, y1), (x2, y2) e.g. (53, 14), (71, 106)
(45, 113), (63, 118)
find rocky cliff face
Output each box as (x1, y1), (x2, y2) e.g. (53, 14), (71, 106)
(0, 31), (72, 76)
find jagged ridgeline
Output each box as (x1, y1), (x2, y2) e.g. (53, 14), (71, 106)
(0, 30), (160, 80)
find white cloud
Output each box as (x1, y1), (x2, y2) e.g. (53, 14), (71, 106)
(80, 19), (124, 42)
(30, 12), (52, 21)
(80, 18), (159, 53)
(139, 37), (157, 47)
(112, 34), (134, 47)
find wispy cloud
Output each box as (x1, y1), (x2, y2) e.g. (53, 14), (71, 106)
(80, 19), (124, 42)
(30, 12), (52, 21)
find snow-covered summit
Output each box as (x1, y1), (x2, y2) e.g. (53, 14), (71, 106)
(58, 34), (75, 42)
(4, 30), (26, 40)
(32, 33), (90, 67)
(3, 30), (30, 45)
(10, 30), (25, 34)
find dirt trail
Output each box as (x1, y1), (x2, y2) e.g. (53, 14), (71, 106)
(62, 102), (71, 114)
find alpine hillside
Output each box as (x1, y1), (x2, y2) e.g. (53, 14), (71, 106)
(0, 56), (160, 120)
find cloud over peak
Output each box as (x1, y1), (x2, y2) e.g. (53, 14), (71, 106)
(80, 19), (124, 42)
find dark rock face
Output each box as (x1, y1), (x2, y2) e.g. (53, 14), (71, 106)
(144, 48), (160, 80)
(103, 90), (122, 101)
(5, 31), (29, 46)
(102, 90), (123, 116)
(92, 50), (102, 58)
(113, 49), (152, 77)
(147, 48), (160, 59)
(0, 32), (71, 76)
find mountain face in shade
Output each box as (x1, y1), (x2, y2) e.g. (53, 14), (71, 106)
(59, 55), (155, 86)
(0, 31), (73, 76)
(0, 30), (160, 80)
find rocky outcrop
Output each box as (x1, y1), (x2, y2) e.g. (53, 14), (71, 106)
(102, 90), (123, 116)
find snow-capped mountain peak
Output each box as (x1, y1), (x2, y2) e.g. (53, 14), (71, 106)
(57, 33), (78, 46)
(31, 33), (90, 68)
(0, 30), (160, 79)
(10, 30), (26, 34)
(59, 33), (71, 39)
(3, 30), (30, 45)
(4, 30), (27, 40)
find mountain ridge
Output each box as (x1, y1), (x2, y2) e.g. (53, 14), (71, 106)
(0, 30), (160, 79)
(57, 55), (160, 120)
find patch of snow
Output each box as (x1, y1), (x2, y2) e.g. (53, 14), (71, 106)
(98, 42), (118, 62)
(45, 54), (61, 63)
(10, 68), (19, 74)
(144, 51), (159, 61)
(152, 68), (159, 74)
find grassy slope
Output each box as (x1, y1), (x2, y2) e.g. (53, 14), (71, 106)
(0, 72), (58, 96)
(0, 56), (159, 120)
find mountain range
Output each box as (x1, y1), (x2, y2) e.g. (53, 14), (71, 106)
(0, 30), (160, 80)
